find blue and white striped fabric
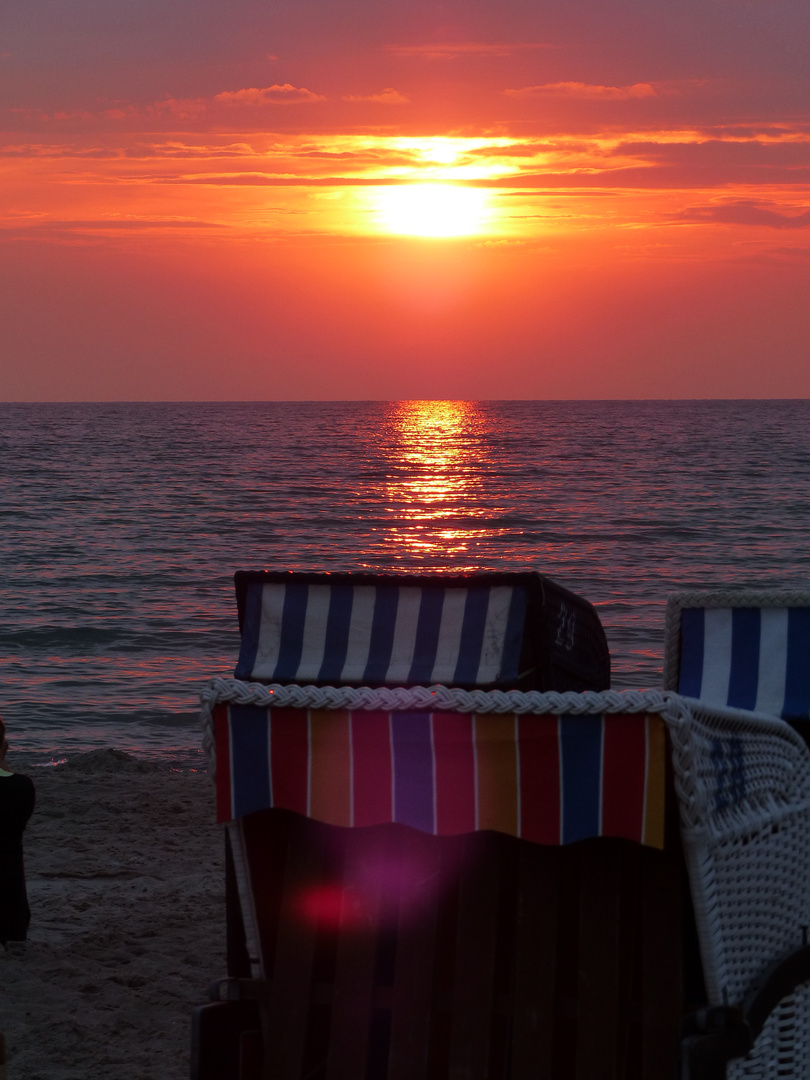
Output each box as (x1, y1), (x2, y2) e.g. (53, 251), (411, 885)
(679, 607), (810, 720)
(235, 581), (528, 687)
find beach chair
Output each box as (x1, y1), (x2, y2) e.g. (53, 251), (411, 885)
(663, 590), (810, 728)
(193, 680), (684, 1080)
(663, 590), (810, 1079)
(193, 572), (809, 1079)
(193, 571), (683, 1079)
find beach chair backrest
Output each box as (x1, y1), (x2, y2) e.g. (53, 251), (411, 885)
(233, 571), (610, 692)
(663, 591), (810, 720)
(201, 681), (682, 1080)
(666, 694), (810, 1080)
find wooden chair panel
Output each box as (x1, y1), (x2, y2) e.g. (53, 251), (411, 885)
(231, 810), (683, 1080)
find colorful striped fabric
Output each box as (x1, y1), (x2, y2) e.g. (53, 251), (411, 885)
(679, 607), (810, 720)
(213, 704), (666, 849)
(234, 581), (528, 687)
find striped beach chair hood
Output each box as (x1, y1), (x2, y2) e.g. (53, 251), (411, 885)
(233, 571), (610, 693)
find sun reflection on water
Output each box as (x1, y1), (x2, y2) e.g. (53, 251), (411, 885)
(381, 400), (508, 568)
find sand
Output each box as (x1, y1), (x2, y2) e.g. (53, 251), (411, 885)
(0, 750), (225, 1080)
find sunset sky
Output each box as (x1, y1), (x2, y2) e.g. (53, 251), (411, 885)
(2, 0), (809, 400)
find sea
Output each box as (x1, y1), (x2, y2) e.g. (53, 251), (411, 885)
(1, 400), (808, 768)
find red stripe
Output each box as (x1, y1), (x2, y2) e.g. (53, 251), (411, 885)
(517, 715), (560, 845)
(433, 712), (476, 834)
(213, 704), (233, 823)
(601, 714), (647, 842)
(350, 712), (393, 827)
(269, 708), (309, 816)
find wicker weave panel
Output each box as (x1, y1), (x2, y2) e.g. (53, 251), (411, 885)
(727, 983), (810, 1080)
(667, 697), (810, 1009)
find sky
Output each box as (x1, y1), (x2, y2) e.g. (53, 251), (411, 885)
(2, 0), (809, 400)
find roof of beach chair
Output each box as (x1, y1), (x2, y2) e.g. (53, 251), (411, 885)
(232, 569), (611, 692)
(663, 589), (810, 720)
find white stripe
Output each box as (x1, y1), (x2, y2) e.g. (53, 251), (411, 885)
(228, 821), (264, 978)
(477, 586), (514, 683)
(700, 608), (734, 705)
(339, 586), (377, 682)
(251, 583), (286, 679)
(385, 587), (422, 683)
(756, 608), (789, 716)
(431, 588), (467, 683)
(295, 584), (332, 682)
(427, 591), (466, 682)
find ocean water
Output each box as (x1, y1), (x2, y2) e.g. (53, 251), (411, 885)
(1, 399), (808, 765)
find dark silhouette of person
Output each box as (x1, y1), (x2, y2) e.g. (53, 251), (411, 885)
(0, 716), (36, 947)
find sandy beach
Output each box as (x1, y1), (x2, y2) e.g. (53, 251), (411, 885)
(0, 750), (225, 1080)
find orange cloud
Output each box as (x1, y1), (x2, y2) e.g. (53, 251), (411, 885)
(505, 81), (657, 100)
(342, 88), (409, 104)
(214, 84), (325, 105)
(674, 199), (810, 229)
(385, 42), (551, 60)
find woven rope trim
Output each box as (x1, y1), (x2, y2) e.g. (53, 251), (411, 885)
(200, 679), (674, 781)
(662, 590), (810, 690)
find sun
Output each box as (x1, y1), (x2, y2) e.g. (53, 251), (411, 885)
(374, 184), (490, 238)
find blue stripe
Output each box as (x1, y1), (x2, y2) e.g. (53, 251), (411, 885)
(391, 712), (435, 833)
(408, 588), (445, 683)
(560, 715), (603, 844)
(229, 705), (271, 818)
(710, 737), (746, 813)
(454, 588), (490, 684)
(784, 609), (810, 720)
(273, 583), (309, 681)
(728, 608), (760, 710)
(729, 737), (746, 805)
(318, 585), (355, 683)
(679, 609), (705, 697)
(363, 586), (399, 683)
(235, 582), (263, 678)
(500, 587), (527, 682)
(710, 738), (728, 812)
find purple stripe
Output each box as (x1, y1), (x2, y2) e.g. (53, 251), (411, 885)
(391, 712), (435, 833)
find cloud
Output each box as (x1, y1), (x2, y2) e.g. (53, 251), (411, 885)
(675, 199), (810, 229)
(1, 219), (225, 240)
(504, 82), (657, 100)
(385, 42), (551, 60)
(342, 88), (409, 104)
(146, 97), (209, 120)
(214, 84), (325, 106)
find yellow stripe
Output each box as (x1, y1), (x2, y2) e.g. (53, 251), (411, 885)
(475, 713), (519, 836)
(308, 709), (352, 827)
(643, 715), (666, 850)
